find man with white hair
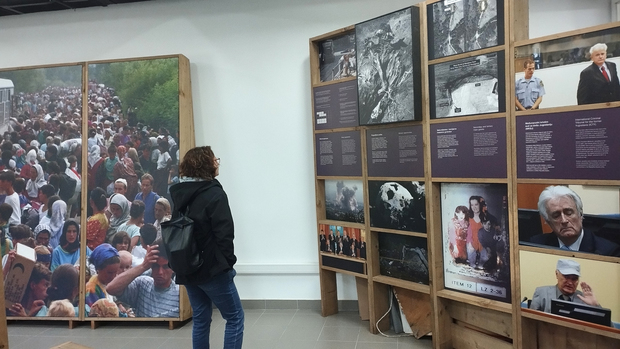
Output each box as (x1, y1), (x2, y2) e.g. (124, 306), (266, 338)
(577, 43), (620, 105)
(529, 259), (601, 313)
(530, 185), (620, 256)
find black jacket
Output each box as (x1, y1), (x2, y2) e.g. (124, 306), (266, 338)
(529, 228), (620, 257)
(577, 61), (620, 105)
(169, 179), (236, 285)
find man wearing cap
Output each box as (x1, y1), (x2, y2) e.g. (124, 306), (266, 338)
(529, 259), (601, 313)
(530, 185), (620, 257)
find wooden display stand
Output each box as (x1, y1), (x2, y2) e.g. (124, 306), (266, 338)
(310, 1), (620, 348)
(0, 54), (194, 329)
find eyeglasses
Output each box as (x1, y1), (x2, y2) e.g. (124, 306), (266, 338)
(215, 158), (221, 164)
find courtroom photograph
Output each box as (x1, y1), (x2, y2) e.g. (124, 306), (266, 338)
(517, 184), (620, 258)
(514, 27), (620, 110)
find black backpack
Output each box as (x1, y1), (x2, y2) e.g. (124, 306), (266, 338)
(160, 187), (209, 276)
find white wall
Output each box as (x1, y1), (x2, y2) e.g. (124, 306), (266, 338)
(529, 0), (612, 38)
(0, 0), (614, 300)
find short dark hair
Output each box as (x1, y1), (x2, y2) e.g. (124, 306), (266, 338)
(112, 231), (130, 248)
(47, 161), (60, 174)
(13, 177), (25, 193)
(0, 170), (15, 185)
(129, 200), (145, 219)
(139, 224), (158, 246)
(40, 184), (56, 198)
(152, 238), (168, 260)
(11, 225), (31, 241)
(0, 203), (13, 222)
(90, 187), (107, 211)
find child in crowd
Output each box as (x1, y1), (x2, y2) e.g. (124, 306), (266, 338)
(47, 299), (75, 317)
(111, 231), (130, 252)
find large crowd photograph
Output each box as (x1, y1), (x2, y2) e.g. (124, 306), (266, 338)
(0, 56), (183, 319)
(0, 65), (83, 318)
(84, 57), (181, 318)
(440, 183), (510, 302)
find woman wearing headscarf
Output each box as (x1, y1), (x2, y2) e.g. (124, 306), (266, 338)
(48, 196), (67, 250)
(20, 149), (38, 180)
(88, 145), (105, 192)
(102, 144), (118, 195)
(14, 148), (26, 170)
(85, 243), (120, 308)
(51, 220), (90, 271)
(153, 197), (172, 240)
(127, 148), (144, 180)
(113, 145), (139, 200)
(106, 193), (130, 244)
(87, 188), (109, 250)
(26, 164), (46, 201)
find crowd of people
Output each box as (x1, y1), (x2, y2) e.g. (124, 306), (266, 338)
(1, 79), (181, 318)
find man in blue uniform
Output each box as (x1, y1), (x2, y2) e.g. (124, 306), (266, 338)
(516, 59), (545, 110)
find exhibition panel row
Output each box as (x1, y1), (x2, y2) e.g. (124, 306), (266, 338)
(310, 0), (620, 347)
(0, 55), (195, 324)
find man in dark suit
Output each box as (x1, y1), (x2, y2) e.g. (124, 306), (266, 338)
(530, 259), (601, 313)
(529, 186), (620, 257)
(577, 43), (620, 105)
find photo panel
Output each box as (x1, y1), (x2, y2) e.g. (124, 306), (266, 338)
(318, 223), (366, 260)
(318, 32), (357, 83)
(324, 179), (365, 224)
(517, 183), (620, 258)
(427, 0), (503, 60)
(85, 57), (181, 318)
(429, 51), (506, 119)
(368, 180), (426, 233)
(440, 183), (510, 302)
(356, 7), (422, 125)
(0, 64), (84, 318)
(378, 233), (428, 284)
(521, 250), (619, 325)
(514, 26), (620, 109)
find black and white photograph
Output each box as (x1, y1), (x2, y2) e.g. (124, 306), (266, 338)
(324, 179), (365, 224)
(368, 181), (426, 233)
(319, 32), (357, 82)
(429, 51), (505, 119)
(378, 233), (428, 284)
(440, 183), (510, 302)
(356, 7), (421, 125)
(427, 0), (503, 60)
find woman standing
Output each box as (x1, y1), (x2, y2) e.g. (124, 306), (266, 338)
(51, 220), (90, 271)
(86, 188), (109, 250)
(169, 146), (244, 349)
(106, 194), (130, 243)
(113, 146), (139, 200)
(85, 243), (120, 307)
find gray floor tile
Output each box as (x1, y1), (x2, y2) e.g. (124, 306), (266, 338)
(6, 309), (435, 349)
(314, 341), (357, 349)
(318, 326), (360, 341)
(280, 325), (322, 341)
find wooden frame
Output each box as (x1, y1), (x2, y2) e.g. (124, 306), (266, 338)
(0, 54), (194, 328)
